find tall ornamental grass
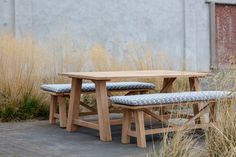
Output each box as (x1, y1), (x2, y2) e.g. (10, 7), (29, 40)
(0, 34), (85, 121)
(205, 103), (236, 157)
(0, 34), (49, 121)
(0, 34), (208, 121)
(149, 70), (236, 157)
(149, 131), (202, 157)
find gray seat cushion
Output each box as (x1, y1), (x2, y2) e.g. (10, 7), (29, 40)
(109, 91), (235, 106)
(40, 82), (155, 93)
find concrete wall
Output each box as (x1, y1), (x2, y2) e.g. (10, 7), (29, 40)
(0, 0), (14, 33)
(1, 0), (234, 71)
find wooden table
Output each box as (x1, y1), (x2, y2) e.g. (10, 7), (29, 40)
(59, 70), (209, 141)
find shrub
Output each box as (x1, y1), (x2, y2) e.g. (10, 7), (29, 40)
(0, 106), (16, 122)
(0, 94), (49, 121)
(0, 33), (83, 121)
(0, 34), (46, 111)
(16, 94), (49, 120)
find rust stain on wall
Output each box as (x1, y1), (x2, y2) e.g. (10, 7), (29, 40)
(215, 4), (236, 68)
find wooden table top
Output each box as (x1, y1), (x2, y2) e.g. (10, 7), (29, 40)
(59, 70), (210, 81)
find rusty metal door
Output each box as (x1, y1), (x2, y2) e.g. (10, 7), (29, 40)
(215, 4), (236, 68)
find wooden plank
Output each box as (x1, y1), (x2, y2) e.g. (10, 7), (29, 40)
(73, 119), (99, 130)
(144, 123), (214, 135)
(192, 104), (201, 124)
(185, 105), (209, 125)
(127, 130), (137, 137)
(58, 96), (67, 128)
(42, 91), (70, 96)
(126, 123), (216, 137)
(80, 111), (97, 116)
(142, 109), (193, 127)
(54, 113), (60, 119)
(110, 119), (123, 125)
(49, 95), (57, 124)
(143, 109), (169, 124)
(90, 119), (123, 125)
(189, 77), (201, 91)
(66, 78), (82, 132)
(189, 77), (202, 124)
(59, 70), (210, 81)
(94, 80), (112, 141)
(209, 102), (217, 122)
(109, 89), (151, 94)
(134, 110), (146, 148)
(80, 101), (96, 112)
(107, 91), (113, 97)
(109, 109), (122, 114)
(160, 78), (176, 114)
(160, 78), (176, 93)
(125, 91), (140, 95)
(121, 110), (132, 144)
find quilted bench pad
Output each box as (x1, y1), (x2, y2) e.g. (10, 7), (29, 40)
(109, 91), (235, 106)
(40, 82), (155, 93)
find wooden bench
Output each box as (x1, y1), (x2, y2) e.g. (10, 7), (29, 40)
(110, 91), (235, 148)
(41, 82), (155, 128)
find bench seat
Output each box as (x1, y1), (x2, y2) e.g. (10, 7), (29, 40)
(109, 91), (234, 106)
(109, 91), (235, 148)
(41, 81), (155, 128)
(41, 82), (155, 93)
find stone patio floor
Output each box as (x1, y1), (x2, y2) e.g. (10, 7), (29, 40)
(0, 120), (166, 157)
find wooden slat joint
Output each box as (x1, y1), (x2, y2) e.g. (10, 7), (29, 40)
(127, 130), (137, 137)
(73, 119), (99, 130)
(54, 113), (59, 119)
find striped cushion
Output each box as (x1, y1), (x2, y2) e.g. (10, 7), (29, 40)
(40, 82), (155, 93)
(109, 91), (235, 106)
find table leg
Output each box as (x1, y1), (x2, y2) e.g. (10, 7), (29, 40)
(160, 78), (176, 93)
(209, 102), (217, 122)
(94, 80), (112, 141)
(66, 78), (82, 132)
(189, 77), (202, 124)
(189, 77), (201, 91)
(160, 78), (176, 114)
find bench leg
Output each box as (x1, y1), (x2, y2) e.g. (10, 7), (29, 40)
(134, 110), (146, 148)
(121, 109), (132, 144)
(49, 95), (57, 124)
(209, 102), (217, 122)
(58, 96), (67, 128)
